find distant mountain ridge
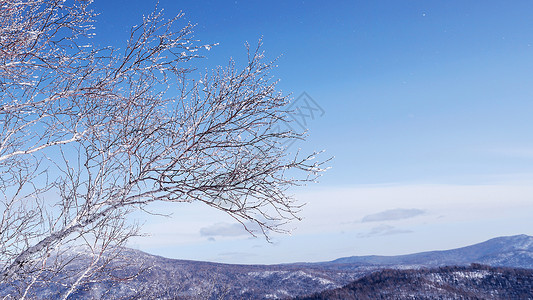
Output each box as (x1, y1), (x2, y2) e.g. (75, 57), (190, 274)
(1, 234), (532, 299)
(325, 234), (533, 269)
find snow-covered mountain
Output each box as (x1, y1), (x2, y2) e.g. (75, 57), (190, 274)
(327, 234), (533, 269)
(2, 235), (532, 299)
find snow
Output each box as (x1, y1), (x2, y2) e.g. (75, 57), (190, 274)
(247, 270), (288, 278)
(247, 270), (335, 286)
(452, 270), (490, 279)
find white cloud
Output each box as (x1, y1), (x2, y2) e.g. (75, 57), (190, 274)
(295, 183), (533, 234)
(200, 222), (249, 237)
(128, 181), (533, 264)
(358, 224), (412, 238)
(362, 208), (425, 223)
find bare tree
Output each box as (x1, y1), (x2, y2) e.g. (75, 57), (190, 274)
(0, 0), (325, 298)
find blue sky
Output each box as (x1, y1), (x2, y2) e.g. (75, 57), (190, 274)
(92, 1), (533, 263)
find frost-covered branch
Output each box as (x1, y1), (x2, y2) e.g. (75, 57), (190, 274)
(0, 0), (326, 298)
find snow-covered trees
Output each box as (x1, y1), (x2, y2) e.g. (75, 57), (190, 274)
(0, 0), (324, 297)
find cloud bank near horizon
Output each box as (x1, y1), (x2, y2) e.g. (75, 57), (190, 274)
(362, 208), (425, 223)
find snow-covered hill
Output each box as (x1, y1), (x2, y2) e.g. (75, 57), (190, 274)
(295, 264), (533, 300)
(1, 235), (532, 299)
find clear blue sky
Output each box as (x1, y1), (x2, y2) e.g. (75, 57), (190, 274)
(92, 1), (533, 264)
